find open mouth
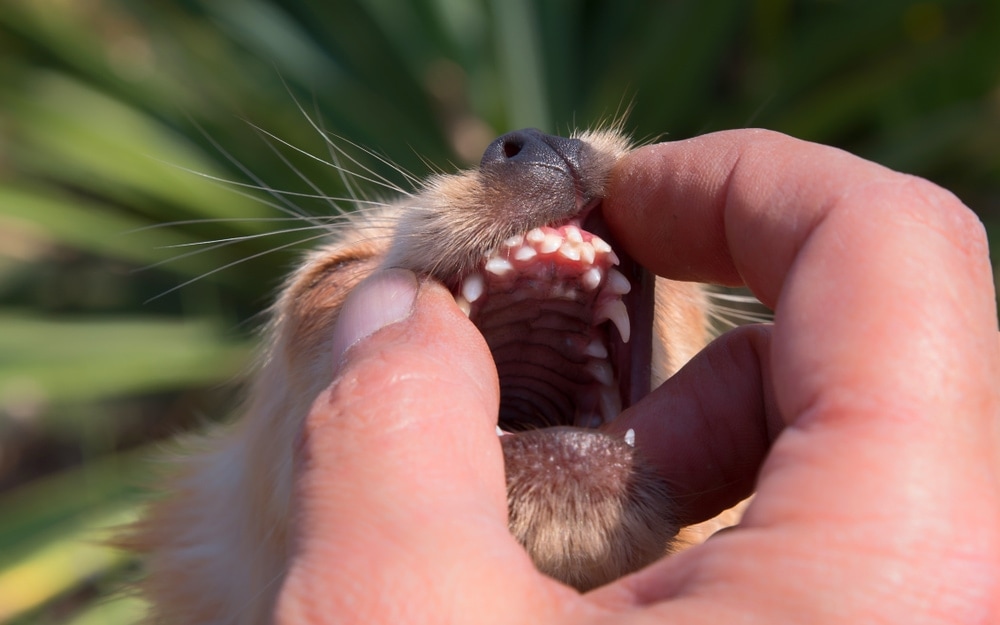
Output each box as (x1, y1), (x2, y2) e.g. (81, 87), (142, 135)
(423, 128), (678, 590)
(453, 205), (653, 437)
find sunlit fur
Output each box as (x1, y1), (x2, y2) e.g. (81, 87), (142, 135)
(125, 125), (756, 624)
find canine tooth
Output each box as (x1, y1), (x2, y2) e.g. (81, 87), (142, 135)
(565, 225), (584, 243)
(514, 246), (537, 261)
(606, 268), (632, 295)
(592, 237), (612, 254)
(540, 233), (562, 254)
(624, 428), (635, 447)
(599, 387), (622, 421)
(496, 426), (506, 436)
(608, 250), (621, 266)
(455, 296), (472, 317)
(580, 242), (596, 265)
(526, 228), (546, 243)
(586, 359), (614, 386)
(558, 242), (581, 261)
(584, 338), (608, 359)
(595, 299), (631, 343)
(485, 257), (514, 276)
(582, 266), (603, 291)
(504, 234), (524, 247)
(461, 273), (485, 303)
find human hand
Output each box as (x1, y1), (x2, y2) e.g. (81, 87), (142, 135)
(276, 129), (1000, 624)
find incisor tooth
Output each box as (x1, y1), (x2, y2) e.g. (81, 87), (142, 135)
(592, 237), (612, 254)
(580, 242), (596, 265)
(558, 242), (581, 261)
(514, 246), (537, 261)
(526, 228), (546, 243)
(504, 234), (524, 247)
(595, 299), (630, 343)
(540, 233), (562, 254)
(606, 268), (632, 295)
(582, 266), (603, 291)
(485, 257), (514, 276)
(565, 225), (584, 243)
(461, 273), (485, 303)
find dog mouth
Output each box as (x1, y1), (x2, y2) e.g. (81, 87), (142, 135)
(453, 205), (653, 436)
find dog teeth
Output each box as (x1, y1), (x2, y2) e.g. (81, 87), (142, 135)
(586, 359), (614, 386)
(514, 246), (537, 261)
(605, 269), (631, 295)
(595, 299), (630, 343)
(599, 387), (621, 422)
(485, 257), (514, 276)
(582, 266), (603, 291)
(558, 242), (581, 261)
(624, 428), (635, 447)
(584, 338), (608, 359)
(526, 228), (546, 244)
(504, 234), (524, 247)
(565, 225), (584, 243)
(461, 273), (485, 303)
(579, 242), (596, 265)
(455, 296), (472, 317)
(591, 236), (612, 254)
(496, 425), (506, 436)
(540, 233), (562, 254)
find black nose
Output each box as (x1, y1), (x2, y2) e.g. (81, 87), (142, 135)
(479, 128), (585, 173)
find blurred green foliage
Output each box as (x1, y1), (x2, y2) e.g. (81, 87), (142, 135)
(0, 0), (997, 622)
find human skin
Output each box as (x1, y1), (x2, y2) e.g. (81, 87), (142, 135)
(275, 129), (1000, 624)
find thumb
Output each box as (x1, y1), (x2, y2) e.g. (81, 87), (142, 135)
(279, 269), (553, 622)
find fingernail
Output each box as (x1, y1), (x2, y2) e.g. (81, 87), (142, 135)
(330, 268), (418, 367)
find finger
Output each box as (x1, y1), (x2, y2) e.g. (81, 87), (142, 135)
(602, 130), (1000, 614)
(277, 270), (567, 622)
(607, 129), (998, 425)
(604, 324), (778, 526)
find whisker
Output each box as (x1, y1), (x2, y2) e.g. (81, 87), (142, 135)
(135, 210), (400, 274)
(246, 121), (348, 217)
(324, 130), (424, 189)
(144, 230), (335, 304)
(189, 118), (324, 227)
(124, 216), (334, 234)
(704, 292), (766, 304)
(155, 161), (387, 206)
(312, 96), (363, 208)
(155, 224), (335, 249)
(276, 78), (422, 193)
(241, 118), (413, 200)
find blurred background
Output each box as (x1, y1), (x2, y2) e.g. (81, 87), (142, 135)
(0, 0), (997, 622)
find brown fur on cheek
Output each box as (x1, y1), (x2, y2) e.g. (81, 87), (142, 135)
(276, 246), (385, 385)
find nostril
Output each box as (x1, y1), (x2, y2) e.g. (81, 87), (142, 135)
(503, 138), (524, 159)
(481, 128), (571, 171)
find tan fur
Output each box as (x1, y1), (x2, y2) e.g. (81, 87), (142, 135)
(127, 129), (742, 623)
